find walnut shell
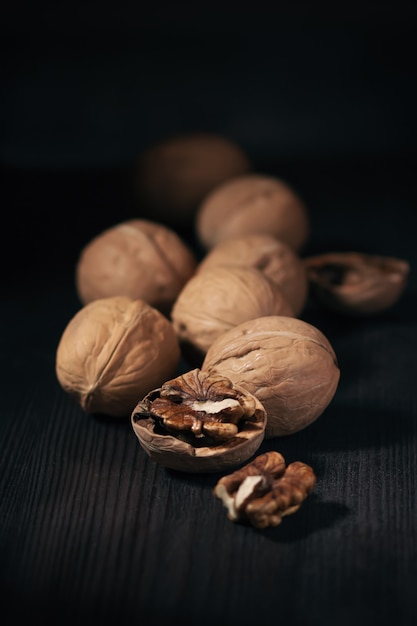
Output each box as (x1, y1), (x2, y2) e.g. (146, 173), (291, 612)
(56, 296), (181, 417)
(171, 266), (294, 366)
(195, 173), (309, 252)
(75, 219), (197, 316)
(134, 132), (251, 225)
(197, 233), (308, 316)
(131, 368), (266, 473)
(304, 251), (410, 316)
(202, 315), (340, 438)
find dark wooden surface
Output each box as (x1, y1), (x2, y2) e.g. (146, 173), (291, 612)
(1, 153), (416, 626)
(1, 3), (417, 625)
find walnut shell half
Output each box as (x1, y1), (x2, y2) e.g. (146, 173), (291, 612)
(304, 251), (410, 316)
(202, 315), (340, 438)
(131, 369), (266, 473)
(56, 296), (181, 417)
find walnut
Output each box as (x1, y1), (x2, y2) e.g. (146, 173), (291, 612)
(197, 233), (309, 316)
(304, 251), (410, 316)
(170, 266), (294, 366)
(213, 451), (317, 529)
(202, 315), (340, 438)
(195, 173), (309, 252)
(55, 296), (181, 417)
(133, 132), (251, 225)
(131, 368), (266, 473)
(75, 219), (197, 316)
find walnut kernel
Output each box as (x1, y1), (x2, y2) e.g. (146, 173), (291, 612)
(214, 451), (317, 528)
(131, 369), (266, 473)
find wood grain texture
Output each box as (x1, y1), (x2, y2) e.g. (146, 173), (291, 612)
(1, 155), (416, 626)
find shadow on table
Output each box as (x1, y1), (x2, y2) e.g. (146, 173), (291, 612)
(259, 495), (350, 543)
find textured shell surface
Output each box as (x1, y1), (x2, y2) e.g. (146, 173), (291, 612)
(56, 296), (181, 417)
(171, 266), (294, 358)
(195, 173), (309, 252)
(202, 315), (340, 438)
(197, 233), (308, 315)
(75, 219), (197, 314)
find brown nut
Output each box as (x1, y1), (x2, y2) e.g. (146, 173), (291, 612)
(134, 132), (251, 225)
(75, 219), (197, 316)
(195, 173), (309, 252)
(131, 368), (266, 473)
(171, 266), (295, 366)
(197, 233), (309, 316)
(213, 450), (317, 529)
(56, 296), (181, 417)
(202, 315), (340, 438)
(304, 251), (410, 316)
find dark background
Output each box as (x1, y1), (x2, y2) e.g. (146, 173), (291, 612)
(2, 0), (417, 281)
(1, 2), (417, 625)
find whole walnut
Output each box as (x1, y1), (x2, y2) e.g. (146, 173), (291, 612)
(195, 173), (309, 252)
(171, 266), (294, 366)
(197, 233), (308, 316)
(55, 296), (181, 417)
(75, 219), (197, 316)
(134, 132), (251, 225)
(202, 315), (340, 438)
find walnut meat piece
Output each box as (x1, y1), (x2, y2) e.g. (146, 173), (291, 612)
(55, 296), (181, 417)
(131, 369), (267, 473)
(75, 219), (197, 316)
(134, 132), (251, 225)
(213, 451), (317, 529)
(197, 233), (309, 316)
(304, 251), (410, 316)
(195, 173), (309, 252)
(171, 266), (294, 366)
(202, 315), (340, 438)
